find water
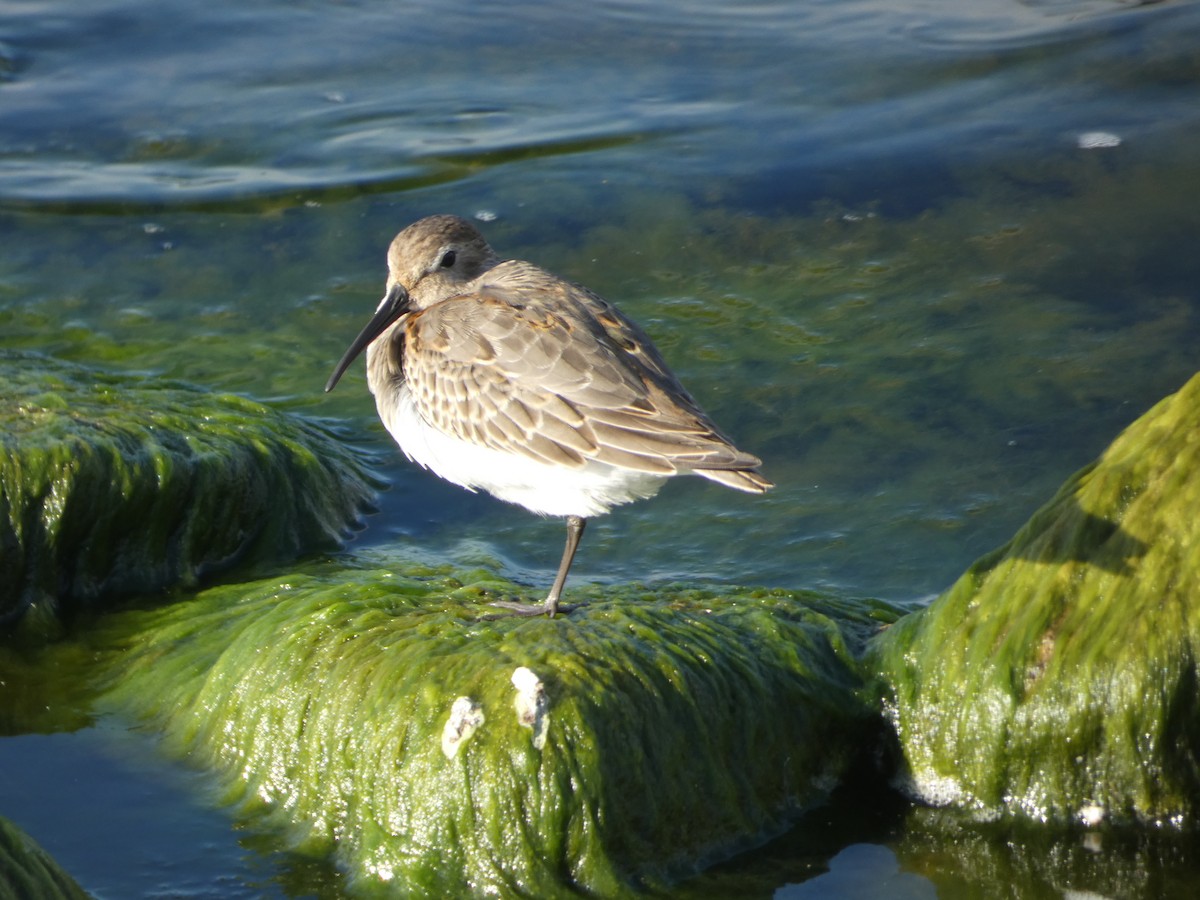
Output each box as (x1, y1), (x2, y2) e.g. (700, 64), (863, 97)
(3, 0), (1200, 895)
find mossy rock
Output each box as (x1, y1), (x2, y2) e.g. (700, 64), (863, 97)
(871, 371), (1200, 825)
(94, 556), (897, 896)
(0, 813), (90, 900)
(0, 351), (380, 634)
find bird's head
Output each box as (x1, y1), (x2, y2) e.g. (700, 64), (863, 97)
(325, 215), (498, 393)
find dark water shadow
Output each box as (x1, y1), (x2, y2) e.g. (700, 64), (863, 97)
(672, 756), (915, 899)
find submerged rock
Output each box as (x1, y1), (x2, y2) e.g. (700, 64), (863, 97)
(0, 351), (379, 633)
(0, 813), (90, 899)
(872, 372), (1200, 825)
(95, 557), (895, 896)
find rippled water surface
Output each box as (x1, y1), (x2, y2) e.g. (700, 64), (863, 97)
(3, 0), (1200, 895)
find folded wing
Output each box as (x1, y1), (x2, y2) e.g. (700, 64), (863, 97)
(403, 267), (771, 493)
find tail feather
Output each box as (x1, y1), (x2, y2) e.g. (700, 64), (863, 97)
(694, 467), (773, 494)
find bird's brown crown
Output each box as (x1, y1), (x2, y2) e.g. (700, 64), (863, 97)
(385, 215), (499, 309)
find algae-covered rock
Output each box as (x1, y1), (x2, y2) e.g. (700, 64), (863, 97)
(0, 813), (90, 900)
(871, 372), (1200, 826)
(0, 351), (379, 632)
(95, 556), (895, 896)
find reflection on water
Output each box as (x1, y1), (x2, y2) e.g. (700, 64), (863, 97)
(775, 844), (936, 900)
(3, 0), (1200, 896)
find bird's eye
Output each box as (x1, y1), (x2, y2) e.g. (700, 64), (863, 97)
(439, 250), (457, 268)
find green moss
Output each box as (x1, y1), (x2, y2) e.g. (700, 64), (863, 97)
(93, 555), (894, 896)
(871, 372), (1200, 825)
(0, 351), (380, 633)
(0, 814), (90, 900)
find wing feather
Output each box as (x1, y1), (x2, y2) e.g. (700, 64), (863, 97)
(402, 263), (767, 484)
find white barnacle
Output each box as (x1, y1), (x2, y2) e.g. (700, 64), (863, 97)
(511, 666), (549, 750)
(1078, 803), (1105, 828)
(441, 696), (485, 760)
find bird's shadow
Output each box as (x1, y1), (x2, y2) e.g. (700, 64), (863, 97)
(1003, 497), (1148, 577)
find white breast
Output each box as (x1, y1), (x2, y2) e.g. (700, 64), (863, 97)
(377, 385), (667, 518)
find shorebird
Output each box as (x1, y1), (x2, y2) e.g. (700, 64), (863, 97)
(325, 215), (771, 616)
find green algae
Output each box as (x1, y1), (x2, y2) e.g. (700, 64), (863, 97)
(871, 371), (1200, 826)
(92, 555), (895, 896)
(2, 140), (1200, 894)
(0, 351), (380, 633)
(0, 813), (89, 900)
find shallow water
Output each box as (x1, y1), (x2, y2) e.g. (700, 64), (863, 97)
(3, 0), (1200, 895)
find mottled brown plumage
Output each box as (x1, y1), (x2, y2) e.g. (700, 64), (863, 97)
(326, 215), (771, 616)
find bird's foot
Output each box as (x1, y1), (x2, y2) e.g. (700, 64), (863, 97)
(487, 597), (573, 618)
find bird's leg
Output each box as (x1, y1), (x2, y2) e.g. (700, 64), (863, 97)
(543, 515), (586, 616)
(490, 515), (587, 618)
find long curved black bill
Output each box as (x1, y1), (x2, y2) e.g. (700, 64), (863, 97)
(324, 284), (411, 393)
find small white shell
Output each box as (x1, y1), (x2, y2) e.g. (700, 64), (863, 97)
(441, 696), (485, 760)
(511, 666), (549, 750)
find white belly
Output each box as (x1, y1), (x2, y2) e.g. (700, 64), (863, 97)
(378, 386), (666, 518)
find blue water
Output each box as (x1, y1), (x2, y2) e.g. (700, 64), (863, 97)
(3, 0), (1200, 895)
(0, 727), (300, 898)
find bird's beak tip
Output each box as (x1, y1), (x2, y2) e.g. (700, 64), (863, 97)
(323, 283), (409, 398)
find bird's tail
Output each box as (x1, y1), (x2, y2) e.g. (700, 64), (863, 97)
(695, 466), (773, 493)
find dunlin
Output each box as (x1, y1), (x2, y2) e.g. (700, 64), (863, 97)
(325, 215), (771, 616)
